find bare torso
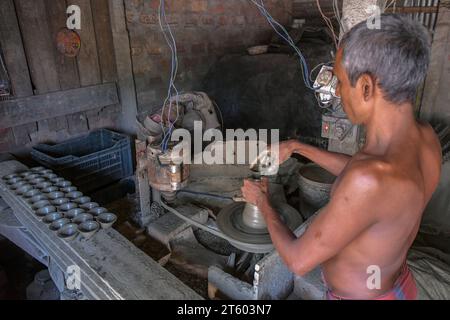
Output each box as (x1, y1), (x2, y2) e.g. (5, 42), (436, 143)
(322, 122), (442, 299)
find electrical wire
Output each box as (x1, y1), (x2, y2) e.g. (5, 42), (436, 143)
(249, 0), (314, 90)
(316, 0), (339, 49)
(332, 0), (345, 34)
(158, 0), (180, 152)
(384, 0), (397, 10)
(212, 100), (224, 132)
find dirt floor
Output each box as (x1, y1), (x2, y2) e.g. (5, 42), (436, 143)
(106, 193), (210, 299)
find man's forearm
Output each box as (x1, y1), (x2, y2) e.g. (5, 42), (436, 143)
(288, 140), (351, 176)
(259, 199), (299, 269)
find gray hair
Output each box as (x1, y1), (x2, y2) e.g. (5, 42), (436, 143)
(340, 14), (431, 105)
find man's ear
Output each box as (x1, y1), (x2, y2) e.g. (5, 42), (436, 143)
(357, 74), (375, 101)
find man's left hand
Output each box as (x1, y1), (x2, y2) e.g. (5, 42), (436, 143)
(241, 178), (270, 208)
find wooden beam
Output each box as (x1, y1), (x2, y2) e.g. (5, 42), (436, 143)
(68, 0), (101, 86)
(0, 83), (119, 128)
(385, 6), (439, 14)
(91, 0), (118, 84)
(0, 0), (33, 97)
(108, 0), (138, 136)
(15, 0), (61, 94)
(318, 6), (439, 16)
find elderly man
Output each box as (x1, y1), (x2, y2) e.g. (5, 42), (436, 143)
(242, 14), (442, 300)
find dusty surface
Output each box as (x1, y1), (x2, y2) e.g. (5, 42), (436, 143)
(107, 194), (210, 299)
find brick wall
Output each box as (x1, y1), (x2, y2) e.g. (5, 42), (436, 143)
(125, 0), (293, 114)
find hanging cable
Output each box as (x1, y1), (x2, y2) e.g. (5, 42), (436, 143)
(158, 0), (181, 152)
(249, 0), (314, 90)
(316, 0), (339, 49)
(332, 0), (345, 34)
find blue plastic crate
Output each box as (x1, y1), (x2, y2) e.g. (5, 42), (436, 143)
(31, 129), (133, 193)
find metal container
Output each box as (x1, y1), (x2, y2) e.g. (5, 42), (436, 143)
(42, 186), (58, 193)
(78, 221), (100, 240)
(66, 191), (83, 199)
(49, 218), (71, 231)
(96, 213), (117, 229)
(36, 205), (57, 217)
(61, 186), (77, 193)
(25, 174), (40, 181)
(80, 202), (99, 210)
(42, 212), (64, 224)
(24, 189), (41, 198)
(74, 196), (91, 204)
(48, 191), (65, 200)
(57, 224), (79, 241)
(16, 185), (33, 195)
(51, 198), (70, 206)
(299, 163), (336, 212)
(59, 202), (78, 212)
(65, 208), (85, 219)
(29, 194), (47, 204)
(37, 182), (53, 190)
(89, 207), (107, 216)
(73, 213), (94, 225)
(6, 177), (23, 185)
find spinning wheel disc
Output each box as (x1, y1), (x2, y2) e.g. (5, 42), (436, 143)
(216, 202), (303, 253)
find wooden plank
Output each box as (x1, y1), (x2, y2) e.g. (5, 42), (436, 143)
(0, 128), (15, 153)
(12, 122), (38, 146)
(0, 0), (33, 97)
(91, 0), (118, 83)
(15, 0), (61, 94)
(66, 111), (89, 135)
(136, 140), (152, 225)
(68, 0), (101, 86)
(0, 83), (119, 128)
(0, 162), (202, 300)
(44, 0), (81, 90)
(85, 104), (121, 130)
(109, 0), (138, 135)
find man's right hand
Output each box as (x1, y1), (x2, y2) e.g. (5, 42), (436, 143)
(271, 140), (301, 165)
(270, 139), (352, 177)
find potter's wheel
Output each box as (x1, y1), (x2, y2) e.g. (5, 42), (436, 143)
(216, 202), (303, 254)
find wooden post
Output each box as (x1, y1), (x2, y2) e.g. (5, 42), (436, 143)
(0, 0), (33, 98)
(135, 139), (152, 227)
(108, 0), (138, 136)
